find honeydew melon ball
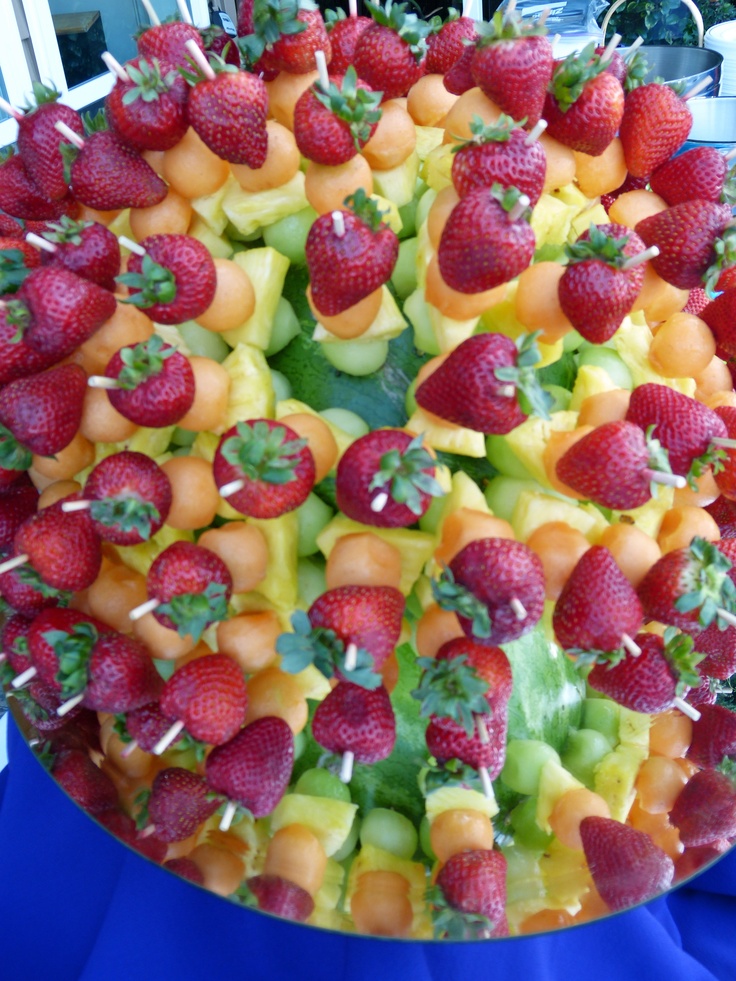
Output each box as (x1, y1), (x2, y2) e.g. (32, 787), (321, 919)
(297, 493), (335, 557)
(359, 807), (419, 860)
(262, 206), (318, 265)
(321, 339), (390, 376)
(177, 320), (230, 362)
(577, 344), (633, 390)
(319, 408), (370, 438)
(391, 238), (419, 299)
(297, 556), (327, 606)
(294, 768), (352, 803)
(265, 296), (301, 357)
(501, 740), (562, 796)
(270, 369), (292, 402)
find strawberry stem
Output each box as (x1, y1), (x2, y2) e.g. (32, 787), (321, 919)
(220, 420), (309, 486)
(367, 433), (444, 517)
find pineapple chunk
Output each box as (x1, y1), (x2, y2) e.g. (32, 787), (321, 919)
(611, 485), (674, 539)
(427, 304), (480, 352)
(434, 470), (491, 527)
(269, 794), (358, 857)
(505, 411), (579, 487)
(346, 843), (431, 937)
(613, 317), (695, 396)
(415, 126), (445, 161)
(112, 524), (194, 576)
(309, 909), (353, 931)
(107, 209), (134, 243)
(222, 170), (309, 237)
(370, 193), (402, 235)
(406, 406), (486, 458)
(530, 193), (577, 248)
(511, 490), (609, 543)
(372, 152), (420, 208)
(222, 248), (290, 350)
(569, 203), (609, 239)
(539, 839), (591, 911)
(221, 343), (275, 426)
(285, 663), (332, 701)
(275, 397), (354, 459)
(425, 784), (499, 824)
(569, 363), (620, 411)
(190, 175), (234, 235)
(313, 858), (346, 911)
(594, 744), (647, 822)
(249, 512), (300, 612)
(421, 143), (454, 192)
(313, 287), (407, 344)
(187, 215), (233, 259)
(618, 707), (650, 750)
(536, 759), (585, 833)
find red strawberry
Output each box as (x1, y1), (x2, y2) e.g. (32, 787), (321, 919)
(437, 185), (535, 294)
(119, 233), (217, 324)
(186, 59), (268, 167)
(1, 612), (34, 675)
(435, 538), (545, 645)
(434, 849), (507, 939)
(13, 680), (81, 732)
(126, 700), (183, 754)
(99, 809), (167, 864)
(674, 839), (731, 883)
(0, 236), (41, 269)
(619, 82), (692, 178)
(687, 704), (736, 768)
(146, 541), (233, 641)
(160, 653), (247, 746)
(260, 7), (331, 75)
(543, 47), (624, 156)
(245, 874), (314, 922)
(444, 43), (476, 96)
(0, 154), (79, 222)
(213, 418), (316, 519)
(0, 475), (38, 550)
(164, 858), (205, 885)
(201, 23), (241, 67)
(26, 608), (112, 691)
(352, 2), (428, 101)
(311, 680), (396, 776)
(305, 189), (399, 317)
(688, 620), (736, 681)
(0, 562), (69, 619)
(682, 286), (710, 317)
(0, 302), (60, 388)
(81, 450), (172, 546)
(0, 215), (23, 237)
(586, 629), (702, 714)
(51, 747), (119, 815)
(14, 264), (116, 359)
(415, 333), (553, 435)
(637, 537), (736, 633)
(579, 816), (674, 911)
(37, 215), (121, 291)
(0, 363), (87, 456)
(555, 419), (681, 510)
(596, 45), (627, 85)
(686, 676), (718, 709)
(205, 715), (294, 816)
(137, 18), (206, 72)
(451, 116), (546, 206)
(0, 421), (33, 491)
(705, 495), (736, 537)
(82, 631), (162, 713)
(649, 145), (732, 207)
(104, 57), (189, 152)
(65, 130), (168, 212)
(670, 766), (736, 847)
(145, 767), (221, 842)
(635, 200), (732, 290)
(334, 429), (442, 527)
(470, 14), (553, 127)
(626, 383), (729, 485)
(701, 290), (736, 362)
(15, 84), (85, 200)
(293, 68), (382, 167)
(426, 12), (477, 74)
(101, 335), (196, 428)
(326, 11), (374, 74)
(553, 546), (644, 656)
(12, 504), (101, 593)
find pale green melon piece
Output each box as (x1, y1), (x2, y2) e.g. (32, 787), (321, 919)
(594, 744), (647, 822)
(107, 209), (133, 242)
(403, 287), (439, 355)
(275, 397), (354, 460)
(372, 151), (420, 208)
(190, 175), (234, 235)
(313, 859), (347, 911)
(112, 525), (194, 576)
(613, 318), (695, 396)
(425, 784), (499, 824)
(222, 247), (290, 350)
(269, 794), (358, 858)
(415, 126), (445, 160)
(186, 216), (233, 259)
(536, 759), (585, 833)
(313, 287), (407, 344)
(220, 342), (275, 426)
(222, 170), (309, 237)
(406, 406), (487, 458)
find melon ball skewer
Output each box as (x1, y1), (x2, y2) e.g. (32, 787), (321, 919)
(140, 0), (161, 26)
(525, 120), (548, 146)
(10, 665), (37, 689)
(176, 0), (193, 26)
(622, 246), (660, 271)
(599, 33), (622, 66)
(683, 76), (714, 101)
(0, 98), (21, 121)
(101, 51), (130, 83)
(24, 233), (57, 255)
(54, 120), (85, 150)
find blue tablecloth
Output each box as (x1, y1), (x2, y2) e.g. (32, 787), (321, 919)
(1, 713), (734, 981)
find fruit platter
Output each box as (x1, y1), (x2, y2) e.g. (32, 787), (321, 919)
(2, 0), (736, 944)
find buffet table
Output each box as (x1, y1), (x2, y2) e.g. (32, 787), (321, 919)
(0, 715), (734, 981)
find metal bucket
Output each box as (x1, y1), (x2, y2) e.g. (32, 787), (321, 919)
(683, 96), (736, 151)
(635, 45), (723, 97)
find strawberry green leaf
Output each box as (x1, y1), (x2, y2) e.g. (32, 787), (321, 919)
(368, 433), (444, 516)
(475, 8), (548, 44)
(133, 787), (152, 831)
(432, 566), (492, 639)
(88, 497), (161, 540)
(427, 883), (495, 940)
(156, 581), (230, 642)
(451, 113), (526, 153)
(112, 713), (132, 744)
(42, 215), (93, 246)
(221, 420), (308, 485)
(123, 57), (179, 104)
(0, 423), (33, 472)
(705, 226), (736, 294)
(364, 0), (431, 59)
(312, 65), (383, 150)
(15, 564), (70, 603)
(412, 653), (490, 736)
(549, 42), (606, 111)
(493, 332), (554, 421)
(343, 186), (390, 233)
(663, 626), (705, 695)
(565, 223), (632, 269)
(114, 334), (176, 390)
(44, 621), (98, 700)
(674, 536), (736, 628)
(0, 250), (33, 295)
(276, 609), (382, 688)
(25, 82), (62, 111)
(118, 253), (178, 309)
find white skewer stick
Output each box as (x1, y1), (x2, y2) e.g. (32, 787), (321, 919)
(673, 697), (701, 722)
(101, 51), (131, 83)
(140, 0), (161, 26)
(339, 750), (355, 783)
(332, 210), (346, 238)
(88, 375), (123, 390)
(599, 32), (622, 65)
(120, 739), (139, 758)
(152, 719), (186, 755)
(57, 692), (86, 717)
(129, 597), (160, 621)
(177, 0), (194, 25)
(219, 799), (238, 831)
(25, 233), (57, 254)
(462, 0), (473, 16)
(0, 653), (5, 664)
(219, 477), (246, 498)
(725, 147), (736, 162)
(344, 643), (358, 672)
(61, 500), (92, 513)
(370, 490), (389, 513)
(621, 633), (641, 657)
(536, 7), (551, 27)
(476, 715), (490, 744)
(717, 607), (736, 628)
(683, 75), (713, 101)
(507, 193), (531, 223)
(502, 0), (517, 24)
(550, 33), (561, 53)
(496, 384), (516, 398)
(11, 665), (37, 688)
(0, 553), (29, 576)
(349, 0), (358, 16)
(118, 235), (146, 257)
(138, 824), (157, 838)
(510, 597), (527, 621)
(185, 39), (216, 79)
(524, 119), (547, 146)
(644, 469), (687, 489)
(54, 120), (85, 149)
(315, 49), (330, 91)
(622, 246), (659, 271)
(0, 97), (22, 120)
(479, 767), (493, 799)
(713, 437), (736, 450)
(624, 36), (644, 60)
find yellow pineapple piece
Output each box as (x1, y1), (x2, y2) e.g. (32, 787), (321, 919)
(505, 411), (579, 487)
(269, 794), (358, 858)
(372, 151), (420, 208)
(421, 143), (454, 192)
(511, 490), (609, 543)
(415, 126), (445, 161)
(424, 784), (499, 824)
(370, 193), (403, 235)
(539, 839), (591, 911)
(187, 215), (233, 259)
(221, 342), (275, 426)
(427, 304), (480, 352)
(569, 364), (621, 412)
(536, 759), (585, 833)
(249, 512), (300, 612)
(222, 170), (309, 237)
(190, 175), (234, 235)
(613, 317), (695, 396)
(593, 744), (647, 822)
(313, 287), (407, 344)
(313, 859), (346, 911)
(222, 248), (290, 350)
(406, 406), (486, 458)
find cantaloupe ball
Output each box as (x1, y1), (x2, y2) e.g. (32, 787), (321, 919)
(304, 155), (374, 214)
(434, 508), (515, 566)
(77, 204), (122, 225)
(350, 871), (414, 938)
(649, 312), (716, 378)
(141, 149), (166, 177)
(540, 132), (576, 192)
(279, 412), (339, 482)
(657, 505), (720, 553)
(694, 355), (733, 402)
(549, 787), (611, 850)
(442, 87), (502, 143)
(129, 189), (192, 240)
(407, 74), (459, 127)
(87, 564), (148, 634)
(75, 303), (154, 375)
(543, 426), (594, 498)
(189, 843), (245, 897)
(361, 100), (417, 170)
(160, 456), (220, 529)
(325, 531), (403, 590)
(607, 188), (668, 229)
(37, 480), (81, 509)
(216, 610), (281, 673)
(230, 119), (300, 192)
(79, 386), (139, 443)
(526, 521), (591, 601)
(577, 389), (631, 427)
(162, 127), (230, 199)
(198, 522), (269, 593)
(673, 467), (720, 508)
(31, 430), (95, 480)
(427, 185), (460, 250)
(415, 602), (464, 657)
(132, 611), (197, 660)
(244, 666), (309, 734)
(196, 258), (256, 333)
(306, 283), (382, 338)
(598, 521), (662, 588)
(175, 357), (231, 433)
(573, 138), (627, 198)
(632, 264), (690, 323)
(425, 255), (507, 320)
(263, 824), (327, 896)
(267, 70), (319, 130)
(515, 261), (573, 343)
